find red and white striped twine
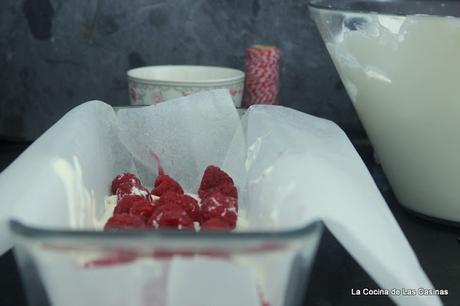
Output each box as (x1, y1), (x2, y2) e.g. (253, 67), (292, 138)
(243, 45), (281, 107)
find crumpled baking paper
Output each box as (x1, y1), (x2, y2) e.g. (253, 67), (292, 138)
(0, 89), (441, 306)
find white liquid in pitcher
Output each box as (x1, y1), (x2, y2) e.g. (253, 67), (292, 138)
(327, 14), (460, 221)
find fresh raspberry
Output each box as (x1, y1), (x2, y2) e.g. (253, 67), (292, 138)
(152, 175), (184, 196)
(200, 182), (238, 199)
(198, 166), (234, 198)
(200, 192), (238, 229)
(158, 192), (200, 221)
(116, 182), (150, 199)
(147, 204), (193, 230)
(111, 173), (141, 194)
(114, 195), (148, 214)
(130, 202), (155, 221)
(104, 214), (145, 230)
(179, 195), (201, 221)
(201, 218), (232, 230)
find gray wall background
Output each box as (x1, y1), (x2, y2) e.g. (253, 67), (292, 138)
(0, 0), (364, 141)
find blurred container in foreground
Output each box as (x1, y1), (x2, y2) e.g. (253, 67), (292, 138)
(11, 220), (322, 306)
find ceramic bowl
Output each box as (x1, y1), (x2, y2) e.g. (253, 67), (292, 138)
(127, 65), (245, 107)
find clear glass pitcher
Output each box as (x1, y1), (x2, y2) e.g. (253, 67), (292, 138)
(310, 0), (460, 223)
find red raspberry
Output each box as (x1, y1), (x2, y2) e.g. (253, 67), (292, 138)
(179, 195), (201, 221)
(147, 204), (193, 230)
(152, 175), (184, 196)
(158, 192), (200, 221)
(200, 192), (238, 229)
(130, 202), (155, 221)
(104, 214), (145, 230)
(199, 182), (238, 199)
(201, 218), (232, 230)
(114, 195), (148, 214)
(116, 182), (150, 199)
(111, 173), (141, 194)
(198, 166), (234, 198)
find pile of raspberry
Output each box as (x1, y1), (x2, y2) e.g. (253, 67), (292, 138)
(104, 165), (238, 231)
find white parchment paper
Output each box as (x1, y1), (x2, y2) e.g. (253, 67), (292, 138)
(0, 89), (441, 306)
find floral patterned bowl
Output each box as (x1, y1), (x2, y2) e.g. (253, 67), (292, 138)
(127, 65), (245, 107)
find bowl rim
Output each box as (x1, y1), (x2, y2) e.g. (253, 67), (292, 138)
(127, 65), (245, 87)
(9, 219), (323, 246)
(308, 0), (460, 18)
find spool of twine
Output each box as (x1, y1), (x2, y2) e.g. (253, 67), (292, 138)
(242, 45), (281, 107)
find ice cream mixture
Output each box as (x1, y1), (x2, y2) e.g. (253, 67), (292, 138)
(327, 13), (460, 220)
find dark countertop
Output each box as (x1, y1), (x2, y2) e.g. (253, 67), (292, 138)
(0, 140), (459, 306)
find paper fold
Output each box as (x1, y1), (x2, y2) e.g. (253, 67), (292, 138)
(237, 105), (440, 305)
